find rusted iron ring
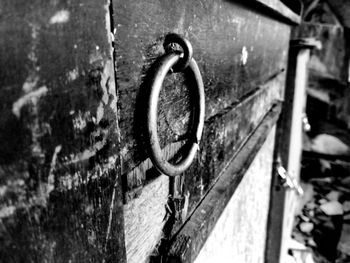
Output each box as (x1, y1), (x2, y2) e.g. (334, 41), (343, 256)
(163, 33), (193, 72)
(146, 51), (205, 177)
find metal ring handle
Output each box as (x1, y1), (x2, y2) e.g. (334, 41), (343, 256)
(146, 53), (205, 177)
(163, 33), (193, 72)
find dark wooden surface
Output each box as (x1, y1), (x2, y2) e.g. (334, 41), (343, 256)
(113, 0), (291, 196)
(180, 72), (285, 219)
(166, 103), (282, 263)
(123, 71), (286, 263)
(0, 0), (297, 261)
(0, 1), (125, 262)
(247, 0), (301, 24)
(114, 0), (294, 261)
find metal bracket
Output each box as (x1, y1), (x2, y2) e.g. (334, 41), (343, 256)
(277, 165), (304, 195)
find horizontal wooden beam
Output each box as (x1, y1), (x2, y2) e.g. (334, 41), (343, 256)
(165, 102), (282, 263)
(232, 0), (301, 25)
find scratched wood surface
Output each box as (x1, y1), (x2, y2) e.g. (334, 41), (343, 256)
(193, 118), (278, 263)
(122, 73), (286, 262)
(113, 0), (290, 192)
(113, 0), (293, 261)
(0, 1), (125, 262)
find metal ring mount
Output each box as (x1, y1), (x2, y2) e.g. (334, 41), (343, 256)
(163, 33), (193, 72)
(146, 39), (205, 177)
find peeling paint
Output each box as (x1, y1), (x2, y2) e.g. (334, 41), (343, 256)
(12, 86), (48, 118)
(241, 46), (248, 65)
(50, 10), (70, 24)
(101, 62), (112, 105)
(97, 104), (105, 123)
(93, 59), (117, 123)
(47, 145), (62, 194)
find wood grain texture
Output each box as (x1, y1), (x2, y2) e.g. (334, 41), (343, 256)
(0, 1), (125, 262)
(166, 103), (282, 263)
(126, 73), (286, 263)
(181, 72), (285, 220)
(113, 0), (291, 193)
(124, 175), (169, 263)
(194, 125), (276, 263)
(241, 0), (301, 24)
(113, 1), (292, 260)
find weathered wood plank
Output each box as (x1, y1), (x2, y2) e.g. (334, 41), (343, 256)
(124, 175), (169, 263)
(165, 103), (282, 263)
(194, 125), (276, 263)
(0, 1), (125, 261)
(181, 72), (285, 218)
(113, 0), (291, 194)
(122, 72), (285, 262)
(112, 0), (293, 261)
(124, 70), (284, 203)
(239, 0), (301, 24)
(123, 71), (284, 200)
